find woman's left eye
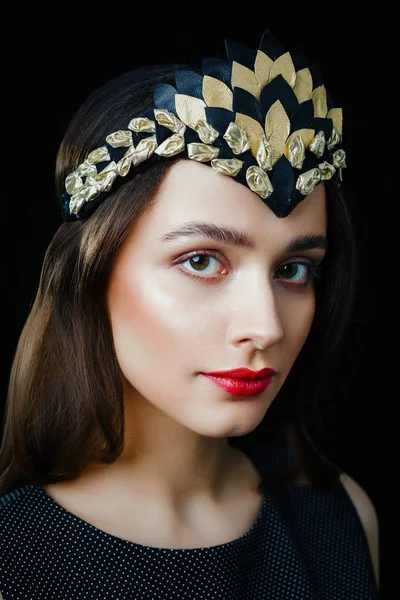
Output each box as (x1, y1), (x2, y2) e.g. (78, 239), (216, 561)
(274, 262), (316, 285)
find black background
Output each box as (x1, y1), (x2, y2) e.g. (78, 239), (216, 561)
(2, 8), (396, 595)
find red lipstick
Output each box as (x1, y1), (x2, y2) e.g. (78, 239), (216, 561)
(201, 367), (276, 398)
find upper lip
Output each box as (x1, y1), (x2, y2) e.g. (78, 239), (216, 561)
(202, 367), (277, 380)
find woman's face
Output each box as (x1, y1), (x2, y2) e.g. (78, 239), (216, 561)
(107, 160), (327, 439)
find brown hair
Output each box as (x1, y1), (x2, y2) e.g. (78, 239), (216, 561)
(0, 64), (357, 495)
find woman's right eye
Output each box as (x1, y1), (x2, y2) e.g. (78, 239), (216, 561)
(176, 251), (228, 279)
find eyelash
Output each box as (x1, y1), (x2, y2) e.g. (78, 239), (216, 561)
(175, 250), (323, 287)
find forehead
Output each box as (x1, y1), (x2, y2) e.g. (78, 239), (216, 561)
(133, 160), (327, 244)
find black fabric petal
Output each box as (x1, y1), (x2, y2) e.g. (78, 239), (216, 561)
(205, 107), (235, 136)
(153, 83), (179, 115)
(259, 28), (286, 60)
(224, 39), (257, 71)
(309, 62), (323, 89)
(268, 156), (297, 217)
(202, 58), (232, 89)
(174, 70), (204, 100)
(310, 117), (333, 142)
(290, 99), (315, 131)
(260, 75), (299, 117)
(233, 87), (264, 123)
(289, 46), (309, 72)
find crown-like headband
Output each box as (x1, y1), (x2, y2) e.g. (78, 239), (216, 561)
(61, 28), (347, 221)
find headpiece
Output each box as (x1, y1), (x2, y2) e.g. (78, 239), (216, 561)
(61, 28), (346, 221)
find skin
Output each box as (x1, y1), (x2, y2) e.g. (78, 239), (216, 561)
(44, 160), (327, 546)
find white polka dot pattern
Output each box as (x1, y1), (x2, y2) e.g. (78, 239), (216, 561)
(0, 447), (379, 599)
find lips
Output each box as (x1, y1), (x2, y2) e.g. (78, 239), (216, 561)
(203, 367), (276, 380)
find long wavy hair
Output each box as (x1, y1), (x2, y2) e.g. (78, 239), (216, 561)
(0, 64), (357, 495)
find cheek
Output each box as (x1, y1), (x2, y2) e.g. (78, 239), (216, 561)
(106, 268), (203, 380)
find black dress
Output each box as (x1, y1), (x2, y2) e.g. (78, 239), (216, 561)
(0, 445), (379, 599)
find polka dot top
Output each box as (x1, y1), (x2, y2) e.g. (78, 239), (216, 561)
(0, 445), (379, 599)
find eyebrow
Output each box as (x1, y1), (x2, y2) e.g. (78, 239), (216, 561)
(160, 221), (327, 253)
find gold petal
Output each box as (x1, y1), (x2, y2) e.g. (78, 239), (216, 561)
(69, 194), (86, 215)
(65, 172), (84, 196)
(202, 75), (233, 110)
(235, 113), (264, 157)
(195, 119), (219, 144)
(287, 133), (306, 169)
(95, 163), (118, 191)
(106, 130), (133, 148)
(256, 137), (273, 171)
(232, 61), (260, 99)
(309, 131), (326, 158)
(132, 136), (157, 166)
(269, 52), (296, 87)
(286, 128), (315, 150)
(211, 158), (243, 176)
(327, 127), (341, 150)
(87, 146), (111, 165)
(268, 136), (286, 165)
(77, 160), (97, 178)
(187, 143), (220, 162)
(312, 86), (328, 118)
(318, 161), (336, 180)
(73, 181), (101, 203)
(265, 100), (290, 143)
(332, 149), (347, 168)
(327, 108), (343, 136)
(128, 117), (156, 133)
(117, 149), (134, 177)
(154, 109), (186, 134)
(223, 122), (250, 155)
(254, 50), (273, 89)
(295, 168), (321, 195)
(175, 94), (207, 130)
(292, 68), (313, 103)
(155, 133), (185, 157)
(246, 166), (274, 199)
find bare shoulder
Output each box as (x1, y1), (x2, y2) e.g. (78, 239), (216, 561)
(340, 472), (380, 590)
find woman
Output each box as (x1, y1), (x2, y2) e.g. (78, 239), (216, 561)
(0, 27), (379, 598)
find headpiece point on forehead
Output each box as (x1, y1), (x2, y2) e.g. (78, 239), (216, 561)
(62, 27), (346, 222)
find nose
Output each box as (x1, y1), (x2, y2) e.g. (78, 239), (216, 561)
(228, 273), (284, 351)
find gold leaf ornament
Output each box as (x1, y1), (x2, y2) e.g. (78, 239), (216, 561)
(269, 52), (296, 87)
(232, 62), (260, 99)
(254, 50), (273, 89)
(318, 161), (336, 180)
(332, 149), (347, 169)
(154, 109), (186, 134)
(175, 94), (207, 130)
(105, 130), (133, 148)
(87, 146), (111, 165)
(155, 133), (185, 157)
(246, 166), (274, 198)
(256, 137), (273, 171)
(293, 68), (313, 103)
(187, 143), (220, 162)
(309, 131), (326, 158)
(202, 75), (233, 110)
(287, 133), (306, 169)
(195, 119), (219, 144)
(327, 127), (341, 150)
(65, 172), (84, 196)
(128, 117), (156, 133)
(295, 168), (321, 195)
(132, 136), (158, 166)
(211, 158), (244, 176)
(312, 86), (328, 118)
(223, 122), (251, 155)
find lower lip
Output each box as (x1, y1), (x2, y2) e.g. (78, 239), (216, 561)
(201, 374), (274, 397)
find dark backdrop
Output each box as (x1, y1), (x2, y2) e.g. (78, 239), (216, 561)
(2, 8), (395, 595)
